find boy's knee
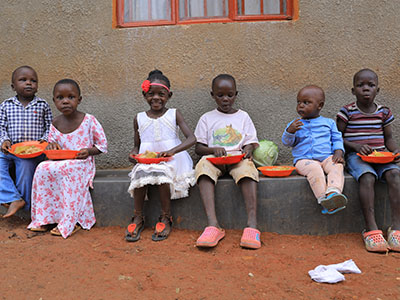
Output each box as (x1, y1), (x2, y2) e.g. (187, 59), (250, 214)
(384, 168), (400, 183)
(359, 173), (376, 186)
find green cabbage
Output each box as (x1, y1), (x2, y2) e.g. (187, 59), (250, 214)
(252, 140), (279, 167)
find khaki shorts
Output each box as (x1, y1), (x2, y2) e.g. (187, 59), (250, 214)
(195, 155), (259, 184)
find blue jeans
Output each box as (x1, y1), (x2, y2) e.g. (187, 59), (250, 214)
(0, 152), (45, 210)
(346, 152), (400, 181)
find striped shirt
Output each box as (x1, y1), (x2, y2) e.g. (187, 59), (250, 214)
(0, 96), (53, 145)
(337, 102), (393, 151)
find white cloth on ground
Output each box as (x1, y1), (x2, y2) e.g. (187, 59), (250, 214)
(308, 259), (362, 283)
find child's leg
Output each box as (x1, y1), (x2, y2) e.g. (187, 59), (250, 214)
(198, 175), (219, 227)
(384, 169), (400, 230)
(152, 183), (172, 240)
(321, 156), (344, 194)
(359, 173), (377, 231)
(238, 178), (257, 228)
(295, 159), (326, 203)
(0, 153), (22, 206)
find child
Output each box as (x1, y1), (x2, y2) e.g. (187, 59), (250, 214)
(282, 85), (347, 214)
(0, 66), (52, 217)
(194, 74), (261, 249)
(126, 70), (196, 242)
(27, 79), (107, 238)
(337, 69), (400, 252)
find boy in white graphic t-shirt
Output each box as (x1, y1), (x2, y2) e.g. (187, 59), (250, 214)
(194, 74), (261, 249)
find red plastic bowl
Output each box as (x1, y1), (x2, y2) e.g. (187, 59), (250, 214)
(44, 149), (80, 160)
(258, 166), (296, 177)
(131, 153), (173, 164)
(10, 141), (48, 158)
(357, 152), (399, 164)
(206, 154), (245, 165)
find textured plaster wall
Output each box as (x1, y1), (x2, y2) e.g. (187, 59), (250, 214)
(1, 0), (399, 168)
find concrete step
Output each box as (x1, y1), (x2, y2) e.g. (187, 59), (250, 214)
(91, 169), (392, 235)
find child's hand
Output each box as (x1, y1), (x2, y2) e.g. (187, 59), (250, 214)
(129, 150), (139, 163)
(76, 148), (90, 159)
(332, 149), (344, 164)
(393, 149), (400, 163)
(45, 142), (61, 150)
(358, 144), (373, 156)
(242, 144), (254, 160)
(286, 119), (303, 134)
(158, 150), (175, 157)
(212, 147), (227, 157)
(1, 140), (11, 154)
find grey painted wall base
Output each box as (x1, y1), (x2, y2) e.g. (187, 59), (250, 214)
(91, 170), (392, 235)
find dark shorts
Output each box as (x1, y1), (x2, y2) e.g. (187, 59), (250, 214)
(346, 152), (400, 181)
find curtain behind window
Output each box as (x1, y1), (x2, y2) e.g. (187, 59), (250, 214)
(124, 0), (172, 22)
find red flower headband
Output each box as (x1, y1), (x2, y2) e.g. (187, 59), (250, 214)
(141, 80), (170, 93)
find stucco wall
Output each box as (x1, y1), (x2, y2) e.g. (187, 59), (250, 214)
(1, 0), (399, 168)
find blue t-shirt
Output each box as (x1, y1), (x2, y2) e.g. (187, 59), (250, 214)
(282, 116), (344, 164)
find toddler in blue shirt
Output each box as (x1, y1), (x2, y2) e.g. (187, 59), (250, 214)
(282, 85), (347, 214)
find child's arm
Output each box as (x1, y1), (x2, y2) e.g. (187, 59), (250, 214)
(76, 116), (107, 159)
(337, 118), (373, 155)
(158, 109), (196, 157)
(242, 143), (258, 159)
(281, 119), (303, 147)
(129, 115), (140, 163)
(0, 104), (11, 153)
(383, 124), (400, 161)
(39, 103), (53, 142)
(330, 121), (345, 164)
(195, 142), (227, 157)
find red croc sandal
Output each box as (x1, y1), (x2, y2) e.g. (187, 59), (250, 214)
(152, 215), (172, 242)
(240, 227), (261, 249)
(387, 227), (400, 252)
(196, 226), (225, 248)
(362, 230), (389, 252)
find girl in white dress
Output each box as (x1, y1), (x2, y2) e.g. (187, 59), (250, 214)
(126, 70), (196, 242)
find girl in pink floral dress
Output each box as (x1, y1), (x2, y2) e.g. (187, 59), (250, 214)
(28, 79), (107, 238)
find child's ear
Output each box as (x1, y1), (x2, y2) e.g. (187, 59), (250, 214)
(11, 83), (15, 91)
(168, 92), (173, 98)
(318, 101), (324, 110)
(210, 91), (214, 97)
(376, 87), (380, 94)
(351, 87), (355, 95)
(78, 96), (82, 103)
(142, 91), (146, 97)
(235, 91), (238, 96)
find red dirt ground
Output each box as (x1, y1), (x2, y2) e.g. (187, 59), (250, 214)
(1, 216), (399, 300)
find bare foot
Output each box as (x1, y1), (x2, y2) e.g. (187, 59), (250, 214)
(3, 199), (25, 218)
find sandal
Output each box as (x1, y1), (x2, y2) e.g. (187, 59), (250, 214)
(321, 206), (346, 215)
(362, 230), (389, 252)
(125, 215), (145, 242)
(320, 193), (348, 211)
(28, 226), (47, 232)
(51, 224), (81, 237)
(152, 214), (173, 242)
(196, 226), (225, 248)
(240, 227), (261, 249)
(387, 227), (400, 252)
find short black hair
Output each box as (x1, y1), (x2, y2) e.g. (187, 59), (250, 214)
(212, 74), (236, 90)
(353, 68), (378, 86)
(53, 78), (81, 96)
(11, 65), (36, 82)
(147, 69), (170, 88)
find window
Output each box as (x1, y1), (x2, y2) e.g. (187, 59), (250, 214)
(116, 0), (294, 28)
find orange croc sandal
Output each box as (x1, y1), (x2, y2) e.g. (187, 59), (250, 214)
(387, 227), (400, 252)
(362, 230), (389, 252)
(240, 227), (261, 249)
(196, 226), (225, 248)
(125, 216), (145, 242)
(152, 215), (172, 242)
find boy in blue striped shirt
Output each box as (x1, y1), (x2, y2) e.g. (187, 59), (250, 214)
(0, 66), (52, 217)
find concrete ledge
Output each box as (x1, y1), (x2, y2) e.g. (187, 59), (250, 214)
(91, 169), (392, 235)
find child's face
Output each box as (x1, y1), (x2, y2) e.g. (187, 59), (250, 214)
(211, 78), (238, 114)
(11, 68), (38, 100)
(352, 71), (379, 106)
(53, 83), (82, 115)
(296, 87), (324, 119)
(144, 80), (171, 111)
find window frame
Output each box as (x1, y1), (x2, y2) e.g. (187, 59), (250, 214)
(116, 0), (294, 28)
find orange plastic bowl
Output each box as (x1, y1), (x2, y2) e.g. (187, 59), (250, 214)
(44, 149), (80, 160)
(357, 152), (399, 164)
(10, 141), (48, 158)
(206, 154), (245, 165)
(258, 166), (296, 177)
(131, 153), (173, 164)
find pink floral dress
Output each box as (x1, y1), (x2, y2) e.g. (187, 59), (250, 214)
(28, 114), (107, 238)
